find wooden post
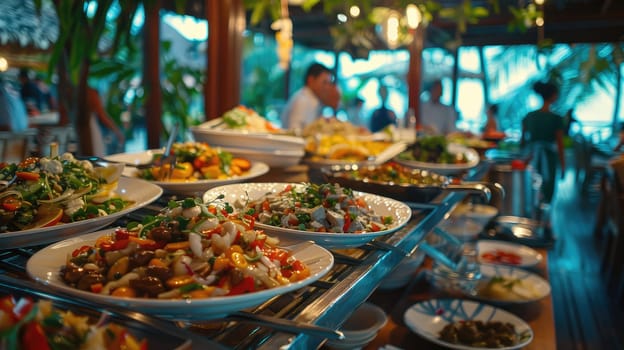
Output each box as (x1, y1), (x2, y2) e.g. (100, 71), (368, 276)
(407, 25), (424, 127)
(479, 46), (490, 106)
(143, 0), (162, 149)
(205, 0), (244, 120)
(612, 53), (622, 134)
(451, 48), (459, 110)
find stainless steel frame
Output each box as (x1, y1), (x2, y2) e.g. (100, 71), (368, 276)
(0, 163), (490, 350)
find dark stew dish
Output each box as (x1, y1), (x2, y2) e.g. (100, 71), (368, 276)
(439, 320), (519, 348)
(337, 162), (446, 186)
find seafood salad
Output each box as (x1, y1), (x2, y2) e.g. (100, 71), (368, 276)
(234, 183), (395, 233)
(0, 153), (130, 233)
(61, 198), (311, 299)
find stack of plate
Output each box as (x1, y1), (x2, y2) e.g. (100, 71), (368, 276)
(191, 120), (305, 168)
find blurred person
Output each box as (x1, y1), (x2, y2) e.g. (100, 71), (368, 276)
(347, 96), (365, 127)
(34, 74), (57, 112)
(482, 104), (499, 134)
(521, 81), (566, 204)
(321, 81), (341, 116)
(0, 77), (28, 132)
(420, 79), (458, 135)
(280, 62), (333, 131)
(87, 86), (125, 156)
(18, 68), (44, 115)
(369, 84), (397, 132)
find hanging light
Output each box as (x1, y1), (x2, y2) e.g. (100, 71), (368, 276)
(535, 16), (544, 27)
(349, 5), (360, 18)
(406, 4), (421, 29)
(379, 10), (402, 49)
(0, 57), (7, 72)
(272, 0), (293, 70)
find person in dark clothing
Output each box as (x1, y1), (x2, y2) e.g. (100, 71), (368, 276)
(18, 68), (44, 115)
(521, 81), (566, 204)
(369, 84), (397, 132)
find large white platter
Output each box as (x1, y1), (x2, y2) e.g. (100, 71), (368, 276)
(191, 122), (305, 152)
(404, 298), (533, 350)
(27, 230), (334, 321)
(477, 240), (543, 268)
(203, 183), (412, 249)
(105, 150), (270, 196)
(475, 263), (551, 304)
(0, 177), (162, 249)
(304, 142), (407, 169)
(220, 146), (304, 168)
(395, 143), (480, 175)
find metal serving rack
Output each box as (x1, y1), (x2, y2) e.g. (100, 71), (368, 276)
(0, 164), (491, 350)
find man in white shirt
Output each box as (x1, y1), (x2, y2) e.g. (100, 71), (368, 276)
(420, 79), (458, 135)
(281, 62), (333, 132)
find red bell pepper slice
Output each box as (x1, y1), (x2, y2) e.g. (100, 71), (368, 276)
(343, 214), (352, 232)
(2, 197), (21, 211)
(21, 321), (51, 350)
(12, 297), (35, 320)
(227, 276), (255, 296)
(115, 228), (130, 241)
(100, 239), (130, 252)
(72, 245), (92, 257)
(15, 171), (40, 182)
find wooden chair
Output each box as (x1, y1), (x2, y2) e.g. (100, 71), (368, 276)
(573, 134), (608, 194)
(0, 129), (38, 163)
(597, 161), (624, 308)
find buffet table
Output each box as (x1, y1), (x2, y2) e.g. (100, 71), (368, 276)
(0, 162), (558, 350)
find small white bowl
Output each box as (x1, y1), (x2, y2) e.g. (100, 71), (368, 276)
(325, 302), (387, 349)
(454, 204), (499, 225)
(378, 250), (426, 290)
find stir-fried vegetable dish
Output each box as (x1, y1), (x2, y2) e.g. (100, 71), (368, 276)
(61, 198), (311, 299)
(234, 183), (395, 233)
(439, 320), (521, 347)
(136, 142), (252, 181)
(0, 153), (130, 233)
(398, 135), (468, 164)
(0, 295), (147, 350)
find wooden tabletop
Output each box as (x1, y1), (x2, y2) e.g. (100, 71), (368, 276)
(254, 165), (555, 350)
(363, 248), (556, 350)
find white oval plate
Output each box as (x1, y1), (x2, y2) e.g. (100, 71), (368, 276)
(27, 230), (333, 321)
(404, 298), (533, 350)
(105, 150), (270, 196)
(475, 263), (551, 304)
(477, 240), (543, 268)
(0, 177), (162, 249)
(395, 143), (480, 175)
(190, 123), (305, 152)
(220, 146), (304, 168)
(203, 183), (412, 249)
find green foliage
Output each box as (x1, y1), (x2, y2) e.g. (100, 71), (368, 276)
(507, 4), (542, 34)
(90, 39), (204, 141)
(244, 0), (507, 53)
